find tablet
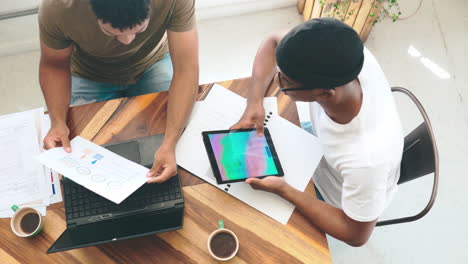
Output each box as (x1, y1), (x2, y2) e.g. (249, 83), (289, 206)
(202, 128), (284, 184)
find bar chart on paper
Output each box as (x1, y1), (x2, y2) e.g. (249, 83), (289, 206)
(36, 137), (150, 204)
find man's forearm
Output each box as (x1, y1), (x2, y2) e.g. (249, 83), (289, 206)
(39, 62), (71, 126)
(247, 37), (279, 105)
(163, 69), (198, 147)
(279, 185), (372, 246)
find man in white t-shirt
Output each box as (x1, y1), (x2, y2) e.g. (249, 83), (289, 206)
(231, 18), (403, 246)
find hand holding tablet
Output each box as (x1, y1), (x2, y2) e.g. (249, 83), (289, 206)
(202, 128), (284, 184)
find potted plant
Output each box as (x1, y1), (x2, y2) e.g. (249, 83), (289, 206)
(299, 0), (402, 41)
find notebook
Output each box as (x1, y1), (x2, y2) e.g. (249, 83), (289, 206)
(176, 85), (323, 224)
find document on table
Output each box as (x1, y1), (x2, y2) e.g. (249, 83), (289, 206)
(176, 84), (323, 224)
(0, 200), (48, 218)
(36, 136), (150, 204)
(0, 108), (49, 211)
(202, 84), (278, 115)
(40, 114), (63, 205)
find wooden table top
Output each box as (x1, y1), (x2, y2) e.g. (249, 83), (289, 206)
(0, 78), (331, 264)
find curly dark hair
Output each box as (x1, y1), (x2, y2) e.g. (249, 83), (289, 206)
(90, 0), (151, 30)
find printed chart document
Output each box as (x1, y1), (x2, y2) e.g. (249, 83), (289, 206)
(36, 136), (149, 204)
(0, 109), (63, 217)
(0, 108), (49, 211)
(40, 114), (63, 205)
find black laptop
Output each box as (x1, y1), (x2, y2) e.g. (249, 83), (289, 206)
(47, 134), (184, 253)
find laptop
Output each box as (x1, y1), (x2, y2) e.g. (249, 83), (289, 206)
(47, 134), (184, 253)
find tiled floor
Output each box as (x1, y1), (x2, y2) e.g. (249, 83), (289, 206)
(331, 0), (468, 263)
(1, 2), (467, 263)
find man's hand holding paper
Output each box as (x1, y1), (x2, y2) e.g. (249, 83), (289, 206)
(146, 144), (177, 184)
(43, 122), (71, 153)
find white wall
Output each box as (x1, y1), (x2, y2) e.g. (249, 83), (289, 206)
(196, 0), (296, 20)
(0, 0), (38, 13)
(0, 0), (296, 57)
(0, 0), (296, 20)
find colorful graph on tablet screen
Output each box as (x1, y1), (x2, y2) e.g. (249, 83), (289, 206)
(208, 130), (278, 181)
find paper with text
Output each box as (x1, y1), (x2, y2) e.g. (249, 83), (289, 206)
(0, 108), (49, 210)
(41, 114), (63, 204)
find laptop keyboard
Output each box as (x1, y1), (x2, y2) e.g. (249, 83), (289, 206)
(64, 176), (182, 221)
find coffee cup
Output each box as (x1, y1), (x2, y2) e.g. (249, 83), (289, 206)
(207, 220), (239, 261)
(10, 205), (43, 237)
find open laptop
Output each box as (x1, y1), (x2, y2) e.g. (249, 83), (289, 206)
(47, 134), (184, 253)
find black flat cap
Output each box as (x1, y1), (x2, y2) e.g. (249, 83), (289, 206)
(276, 18), (364, 89)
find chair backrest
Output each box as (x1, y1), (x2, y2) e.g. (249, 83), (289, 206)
(392, 87), (439, 186)
(376, 87), (439, 226)
(398, 122), (436, 184)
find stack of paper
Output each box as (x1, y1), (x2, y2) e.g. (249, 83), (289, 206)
(0, 108), (62, 218)
(176, 85), (324, 224)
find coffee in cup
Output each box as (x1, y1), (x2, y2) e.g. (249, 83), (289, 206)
(10, 205), (43, 237)
(207, 220), (239, 261)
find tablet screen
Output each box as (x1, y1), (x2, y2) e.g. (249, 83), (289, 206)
(207, 130), (280, 182)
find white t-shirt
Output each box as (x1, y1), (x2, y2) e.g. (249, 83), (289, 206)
(310, 48), (404, 222)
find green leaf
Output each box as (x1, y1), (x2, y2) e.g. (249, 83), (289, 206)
(370, 12), (375, 17)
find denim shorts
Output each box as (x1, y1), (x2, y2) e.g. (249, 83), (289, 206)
(70, 53), (173, 106)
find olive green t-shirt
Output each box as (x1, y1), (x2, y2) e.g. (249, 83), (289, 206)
(39, 0), (196, 84)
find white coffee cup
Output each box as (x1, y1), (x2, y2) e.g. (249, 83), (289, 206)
(10, 205), (43, 238)
(207, 220), (239, 261)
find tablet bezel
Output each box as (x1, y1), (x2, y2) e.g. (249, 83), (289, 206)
(202, 128), (284, 184)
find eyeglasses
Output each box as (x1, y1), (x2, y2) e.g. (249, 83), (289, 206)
(277, 71), (312, 92)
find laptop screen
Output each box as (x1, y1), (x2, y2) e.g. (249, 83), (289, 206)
(47, 208), (182, 253)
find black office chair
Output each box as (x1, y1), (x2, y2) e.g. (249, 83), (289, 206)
(376, 87), (439, 227)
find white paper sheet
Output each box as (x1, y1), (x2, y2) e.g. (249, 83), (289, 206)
(296, 101), (314, 135)
(0, 200), (47, 218)
(40, 114), (63, 204)
(36, 136), (150, 204)
(203, 84), (278, 115)
(203, 84), (278, 114)
(48, 169), (63, 204)
(0, 108), (49, 211)
(176, 84), (323, 224)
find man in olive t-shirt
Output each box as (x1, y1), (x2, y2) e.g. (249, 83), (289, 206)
(39, 0), (199, 183)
